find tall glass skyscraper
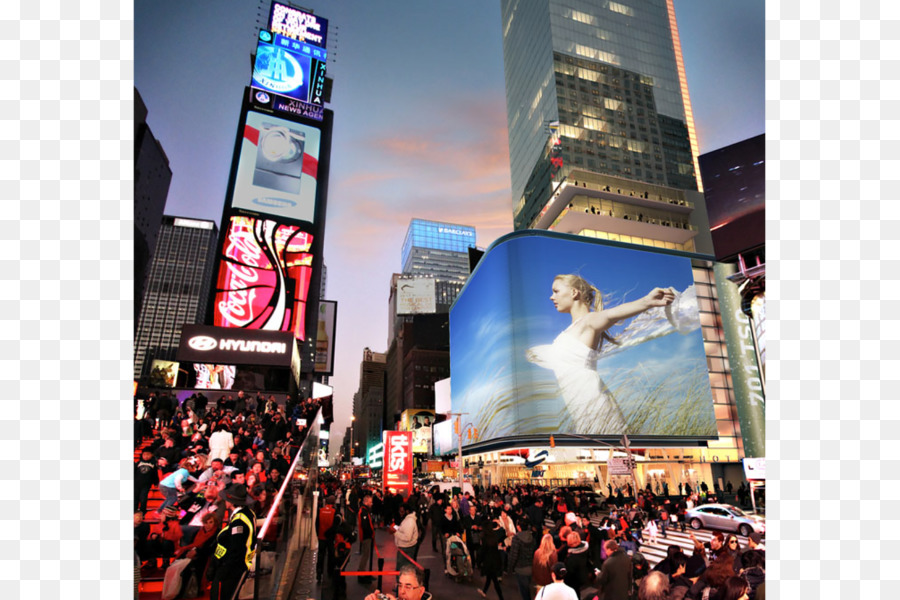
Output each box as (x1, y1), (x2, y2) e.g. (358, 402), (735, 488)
(501, 0), (712, 254)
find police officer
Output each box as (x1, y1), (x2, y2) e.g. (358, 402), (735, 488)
(207, 484), (257, 600)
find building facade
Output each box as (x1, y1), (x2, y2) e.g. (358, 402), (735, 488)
(352, 348), (387, 459)
(381, 220), (475, 436)
(500, 0), (712, 254)
(494, 0), (758, 490)
(133, 216), (218, 381)
(401, 219), (477, 279)
(134, 87), (173, 329)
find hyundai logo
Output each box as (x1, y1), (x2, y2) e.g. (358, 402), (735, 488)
(188, 335), (218, 351)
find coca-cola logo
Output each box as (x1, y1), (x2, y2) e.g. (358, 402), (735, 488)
(188, 336), (218, 351)
(218, 221), (266, 328)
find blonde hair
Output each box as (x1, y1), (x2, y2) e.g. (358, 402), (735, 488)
(554, 274), (619, 346)
(535, 533), (557, 567)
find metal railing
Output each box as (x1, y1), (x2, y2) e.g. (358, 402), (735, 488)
(237, 408), (321, 600)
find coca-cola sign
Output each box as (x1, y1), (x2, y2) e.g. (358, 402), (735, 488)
(213, 216), (314, 340)
(383, 431), (413, 497)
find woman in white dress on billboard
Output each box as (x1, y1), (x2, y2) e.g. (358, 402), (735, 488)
(526, 274), (681, 434)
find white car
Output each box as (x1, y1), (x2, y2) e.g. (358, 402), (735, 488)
(685, 503), (765, 537)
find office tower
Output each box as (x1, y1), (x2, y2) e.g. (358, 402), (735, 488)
(134, 216), (218, 381)
(134, 87), (173, 328)
(401, 219), (476, 279)
(352, 348), (387, 459)
(500, 0), (712, 254)
(496, 1), (763, 469)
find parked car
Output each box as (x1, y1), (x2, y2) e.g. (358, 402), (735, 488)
(686, 503), (765, 537)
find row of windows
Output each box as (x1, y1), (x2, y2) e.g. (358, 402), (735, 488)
(574, 229), (695, 253)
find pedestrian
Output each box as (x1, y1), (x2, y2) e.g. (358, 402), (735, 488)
(643, 517), (659, 545)
(597, 540), (632, 600)
(562, 531), (591, 597)
(478, 519), (505, 599)
(392, 503), (419, 572)
(365, 564), (433, 600)
(206, 484), (256, 600)
(532, 533), (558, 593)
(357, 492), (375, 584)
(507, 516), (536, 600)
(535, 563), (578, 600)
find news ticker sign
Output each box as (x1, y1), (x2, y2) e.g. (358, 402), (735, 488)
(177, 324), (296, 368)
(268, 2), (328, 48)
(383, 431), (413, 497)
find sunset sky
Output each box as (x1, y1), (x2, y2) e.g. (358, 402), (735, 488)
(135, 0), (764, 452)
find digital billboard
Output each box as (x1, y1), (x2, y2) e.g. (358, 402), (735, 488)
(251, 31), (327, 120)
(212, 216), (314, 340)
(450, 231), (716, 444)
(230, 109), (322, 224)
(268, 3), (328, 48)
(383, 431), (413, 496)
(401, 409), (435, 454)
(193, 364), (236, 390)
(432, 420), (455, 457)
(314, 300), (336, 374)
(148, 360), (179, 388)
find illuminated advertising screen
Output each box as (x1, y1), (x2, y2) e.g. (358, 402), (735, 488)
(148, 360), (179, 388)
(251, 31), (327, 120)
(314, 300), (337, 375)
(193, 364), (236, 390)
(401, 409), (435, 454)
(230, 109), (322, 223)
(432, 420), (455, 457)
(268, 3), (328, 48)
(450, 231), (716, 444)
(212, 216), (314, 340)
(383, 431), (413, 496)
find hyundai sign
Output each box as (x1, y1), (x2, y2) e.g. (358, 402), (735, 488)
(177, 324), (296, 368)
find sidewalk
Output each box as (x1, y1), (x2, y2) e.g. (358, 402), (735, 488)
(315, 520), (525, 600)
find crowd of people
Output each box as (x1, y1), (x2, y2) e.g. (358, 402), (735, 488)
(316, 482), (765, 600)
(133, 390), (764, 600)
(133, 389), (330, 600)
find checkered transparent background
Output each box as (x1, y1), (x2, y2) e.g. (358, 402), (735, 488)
(0, 0), (887, 597)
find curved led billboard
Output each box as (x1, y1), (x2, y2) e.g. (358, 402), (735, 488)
(450, 232), (716, 443)
(213, 215), (314, 340)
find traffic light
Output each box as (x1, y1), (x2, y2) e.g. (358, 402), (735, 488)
(549, 435), (555, 448)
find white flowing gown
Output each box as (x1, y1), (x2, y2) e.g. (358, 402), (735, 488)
(526, 285), (700, 434)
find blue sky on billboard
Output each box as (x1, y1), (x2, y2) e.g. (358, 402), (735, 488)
(450, 232), (716, 440)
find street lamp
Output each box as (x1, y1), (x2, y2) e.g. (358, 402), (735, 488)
(350, 415), (355, 458)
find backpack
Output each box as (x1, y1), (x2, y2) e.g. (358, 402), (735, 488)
(334, 532), (352, 558)
(318, 506), (336, 540)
